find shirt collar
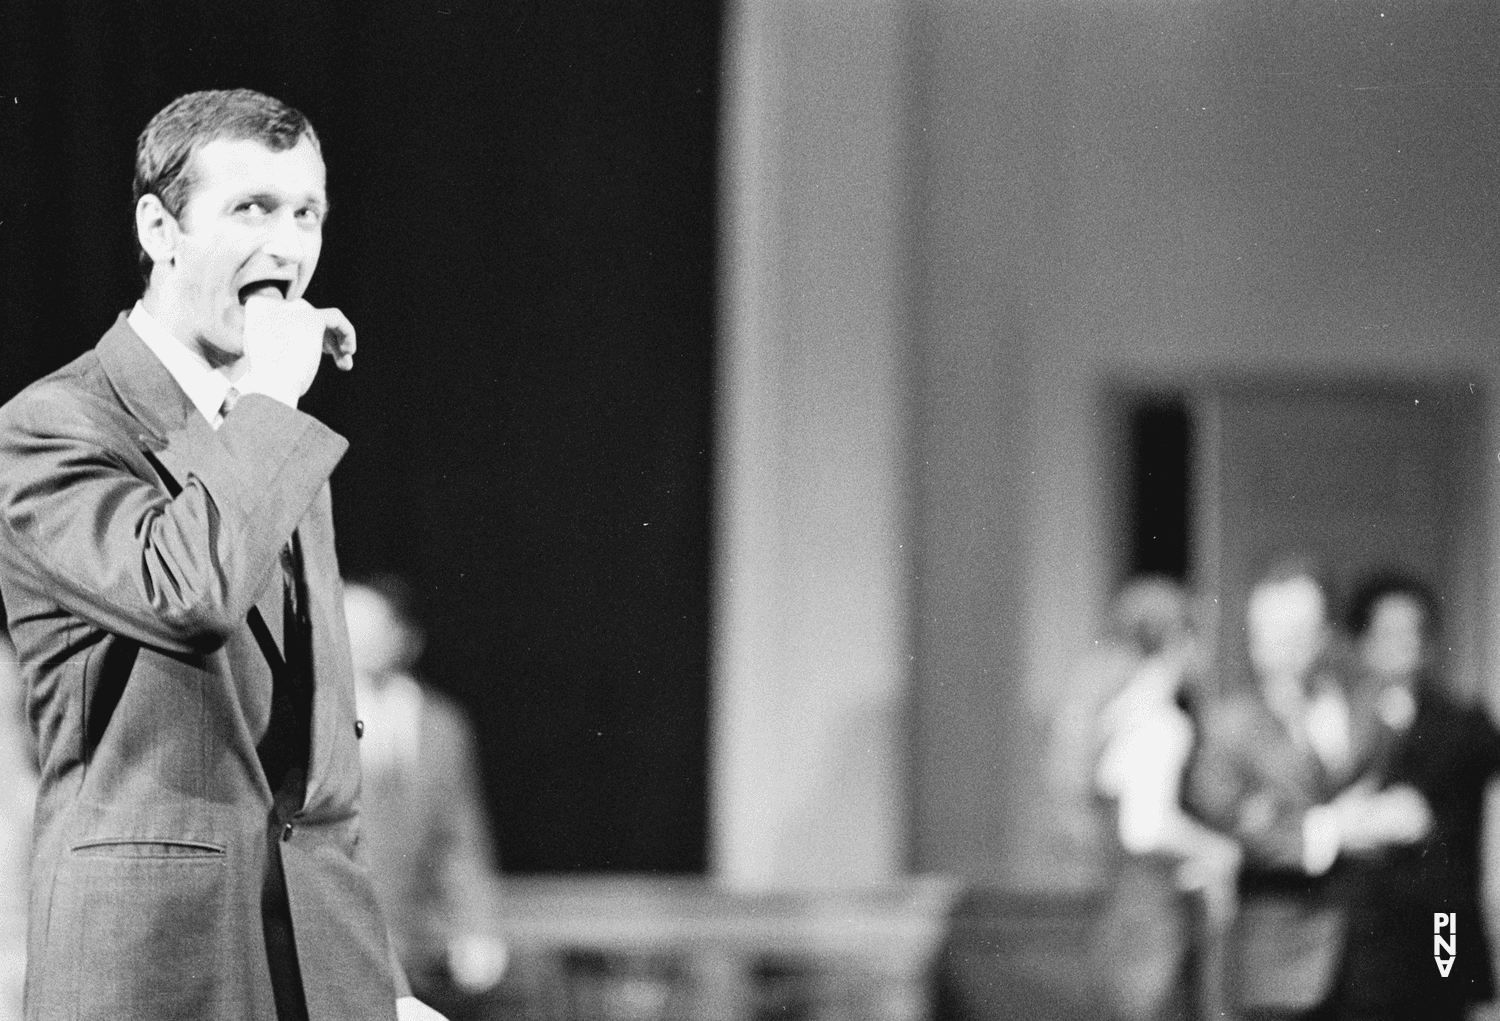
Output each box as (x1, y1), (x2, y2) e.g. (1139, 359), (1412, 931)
(127, 301), (234, 429)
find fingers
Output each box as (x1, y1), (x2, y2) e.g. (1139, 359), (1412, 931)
(320, 307), (357, 371)
(241, 296), (329, 405)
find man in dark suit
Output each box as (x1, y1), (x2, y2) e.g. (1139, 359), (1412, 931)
(1335, 574), (1500, 1021)
(1186, 561), (1430, 1020)
(0, 89), (445, 1021)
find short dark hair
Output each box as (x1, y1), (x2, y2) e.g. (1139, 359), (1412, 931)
(133, 89), (320, 283)
(1346, 571), (1439, 640)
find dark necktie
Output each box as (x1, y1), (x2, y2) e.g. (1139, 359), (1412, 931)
(260, 533), (313, 814)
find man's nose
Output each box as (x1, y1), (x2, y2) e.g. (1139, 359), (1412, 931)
(260, 209), (309, 262)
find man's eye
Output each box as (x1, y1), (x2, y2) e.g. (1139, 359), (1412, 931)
(296, 207), (324, 225)
(236, 201), (268, 216)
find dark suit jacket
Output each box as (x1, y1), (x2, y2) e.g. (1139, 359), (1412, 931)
(1186, 673), (1376, 1012)
(1339, 685), (1500, 1019)
(0, 315), (399, 1021)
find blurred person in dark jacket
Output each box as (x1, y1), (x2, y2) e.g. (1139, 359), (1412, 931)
(1187, 560), (1430, 1020)
(343, 577), (510, 1019)
(1333, 573), (1500, 1021)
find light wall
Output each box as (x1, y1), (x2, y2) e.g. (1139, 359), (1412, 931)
(715, 0), (1500, 890)
(712, 0), (913, 888)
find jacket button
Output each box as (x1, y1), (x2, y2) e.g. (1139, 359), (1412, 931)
(354, 719), (365, 739)
(281, 822), (294, 842)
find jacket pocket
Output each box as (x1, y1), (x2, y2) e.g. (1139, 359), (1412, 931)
(70, 837), (226, 858)
(37, 837), (235, 1018)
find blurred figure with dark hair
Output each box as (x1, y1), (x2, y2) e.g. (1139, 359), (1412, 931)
(1333, 572), (1500, 1021)
(1187, 559), (1429, 1020)
(0, 629), (34, 1021)
(343, 578), (511, 1020)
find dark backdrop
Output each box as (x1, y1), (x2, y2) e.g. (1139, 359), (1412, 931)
(0, 0), (720, 873)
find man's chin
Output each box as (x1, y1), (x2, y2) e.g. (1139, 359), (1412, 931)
(195, 332), (244, 370)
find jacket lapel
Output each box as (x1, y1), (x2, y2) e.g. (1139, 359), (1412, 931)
(95, 313), (200, 449)
(95, 313), (290, 667)
(298, 487), (350, 810)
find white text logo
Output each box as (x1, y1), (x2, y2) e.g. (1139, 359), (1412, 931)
(1435, 912), (1457, 977)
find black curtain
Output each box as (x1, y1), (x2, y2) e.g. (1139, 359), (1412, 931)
(0, 0), (719, 874)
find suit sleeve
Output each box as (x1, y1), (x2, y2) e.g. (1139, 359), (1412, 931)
(0, 385), (346, 655)
(1185, 706), (1247, 833)
(1410, 698), (1500, 803)
(1186, 701), (1312, 870)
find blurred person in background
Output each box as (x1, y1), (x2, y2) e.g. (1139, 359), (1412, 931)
(0, 629), (34, 1021)
(1332, 573), (1500, 1021)
(343, 577), (511, 1020)
(1045, 576), (1197, 877)
(1088, 576), (1242, 1020)
(1187, 559), (1430, 1020)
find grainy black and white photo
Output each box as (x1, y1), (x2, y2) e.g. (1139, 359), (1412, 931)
(4, 2), (1500, 1020)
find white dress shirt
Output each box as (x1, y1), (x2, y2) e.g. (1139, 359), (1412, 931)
(354, 673), (424, 776)
(127, 302), (235, 430)
(1094, 658), (1196, 855)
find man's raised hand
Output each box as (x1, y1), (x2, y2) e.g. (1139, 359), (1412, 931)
(238, 296), (356, 407)
(321, 306), (356, 371)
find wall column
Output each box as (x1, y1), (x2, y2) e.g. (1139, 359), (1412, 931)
(712, 0), (913, 889)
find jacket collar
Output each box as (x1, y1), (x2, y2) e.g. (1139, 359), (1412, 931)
(95, 312), (201, 444)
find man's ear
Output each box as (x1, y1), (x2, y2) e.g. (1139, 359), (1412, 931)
(135, 194), (179, 271)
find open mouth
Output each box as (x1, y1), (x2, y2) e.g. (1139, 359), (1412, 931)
(237, 280), (290, 304)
